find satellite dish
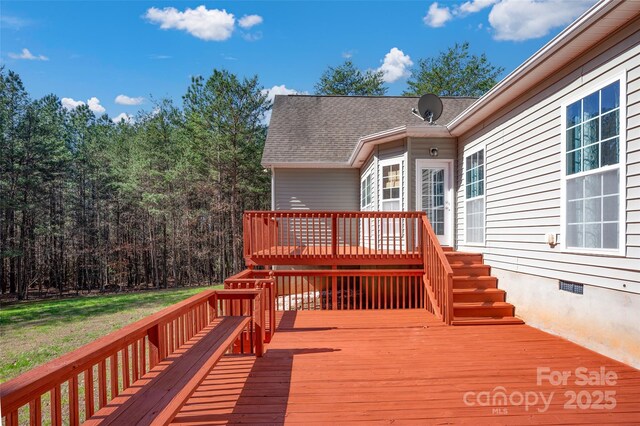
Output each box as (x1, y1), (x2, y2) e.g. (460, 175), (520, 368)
(417, 94), (443, 123)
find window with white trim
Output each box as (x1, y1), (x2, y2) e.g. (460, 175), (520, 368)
(381, 163), (401, 211)
(564, 80), (622, 251)
(465, 149), (485, 244)
(360, 172), (373, 210)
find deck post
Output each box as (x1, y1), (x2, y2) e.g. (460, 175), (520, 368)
(332, 265), (337, 310)
(208, 292), (218, 322)
(148, 323), (165, 367)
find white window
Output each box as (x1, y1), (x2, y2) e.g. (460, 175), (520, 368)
(360, 172), (373, 210)
(465, 149), (485, 244)
(381, 163), (401, 211)
(563, 78), (625, 253)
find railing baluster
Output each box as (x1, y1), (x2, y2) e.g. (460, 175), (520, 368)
(69, 374), (80, 426)
(29, 397), (42, 425)
(331, 213), (337, 257)
(131, 340), (139, 383)
(122, 347), (131, 389)
(98, 360), (107, 409)
(84, 366), (95, 418)
(5, 410), (18, 426)
(110, 354), (119, 398)
(51, 384), (62, 426)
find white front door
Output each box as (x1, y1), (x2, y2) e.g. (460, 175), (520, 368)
(416, 160), (453, 246)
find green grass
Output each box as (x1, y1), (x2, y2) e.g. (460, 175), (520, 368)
(0, 286), (221, 382)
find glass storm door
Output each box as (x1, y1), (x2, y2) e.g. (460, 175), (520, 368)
(417, 161), (452, 246)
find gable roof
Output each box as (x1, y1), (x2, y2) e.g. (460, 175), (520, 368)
(262, 96), (476, 167)
(263, 1), (640, 169)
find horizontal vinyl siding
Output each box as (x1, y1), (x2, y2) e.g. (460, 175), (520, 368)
(377, 139), (406, 160)
(274, 168), (359, 211)
(456, 24), (640, 294)
(629, 61), (640, 260)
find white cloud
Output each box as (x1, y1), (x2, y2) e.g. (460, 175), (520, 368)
(423, 3), (453, 28)
(112, 113), (134, 123)
(261, 85), (306, 123)
(378, 48), (413, 83)
(115, 94), (144, 105)
(489, 0), (595, 41)
(423, 0), (596, 41)
(87, 97), (106, 114)
(238, 14), (263, 29)
(61, 97), (106, 114)
(459, 0), (498, 15)
(1, 15), (31, 30)
(242, 31), (263, 42)
(262, 85), (301, 104)
(8, 48), (48, 61)
(61, 98), (85, 110)
(145, 5), (235, 41)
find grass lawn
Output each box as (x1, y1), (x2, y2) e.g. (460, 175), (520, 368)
(0, 286), (221, 382)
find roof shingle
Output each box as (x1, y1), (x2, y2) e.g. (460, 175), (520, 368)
(263, 95), (476, 165)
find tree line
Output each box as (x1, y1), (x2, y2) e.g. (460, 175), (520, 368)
(0, 68), (270, 299)
(315, 42), (504, 96)
(1, 41), (503, 299)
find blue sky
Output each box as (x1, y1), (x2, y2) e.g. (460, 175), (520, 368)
(1, 1), (596, 122)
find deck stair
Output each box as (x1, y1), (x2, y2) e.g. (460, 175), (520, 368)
(445, 250), (524, 326)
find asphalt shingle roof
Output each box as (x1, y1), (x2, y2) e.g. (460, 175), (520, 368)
(262, 95), (477, 165)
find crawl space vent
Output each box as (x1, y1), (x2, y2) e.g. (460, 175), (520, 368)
(559, 280), (584, 295)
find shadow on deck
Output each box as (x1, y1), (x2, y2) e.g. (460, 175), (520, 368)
(172, 310), (640, 424)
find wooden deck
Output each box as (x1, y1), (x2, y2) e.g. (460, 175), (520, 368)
(172, 310), (640, 424)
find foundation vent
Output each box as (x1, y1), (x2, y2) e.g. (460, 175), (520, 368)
(559, 280), (584, 295)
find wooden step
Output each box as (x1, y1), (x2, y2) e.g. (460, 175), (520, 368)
(452, 316), (525, 326)
(453, 288), (506, 303)
(445, 252), (483, 265)
(453, 301), (515, 318)
(449, 264), (491, 275)
(441, 246), (454, 252)
(453, 276), (498, 289)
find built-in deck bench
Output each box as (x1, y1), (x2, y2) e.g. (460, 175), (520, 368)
(0, 289), (272, 426)
(87, 315), (249, 425)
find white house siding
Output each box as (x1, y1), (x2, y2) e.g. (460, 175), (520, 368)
(456, 21), (640, 367)
(273, 168), (359, 211)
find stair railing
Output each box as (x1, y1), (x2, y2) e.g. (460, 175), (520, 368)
(421, 216), (454, 325)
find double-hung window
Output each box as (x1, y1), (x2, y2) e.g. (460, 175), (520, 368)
(465, 149), (485, 244)
(381, 163), (401, 211)
(564, 79), (624, 252)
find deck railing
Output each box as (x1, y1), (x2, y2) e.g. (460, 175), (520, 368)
(421, 216), (454, 325)
(243, 211), (424, 266)
(238, 269), (424, 311)
(0, 289), (267, 426)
